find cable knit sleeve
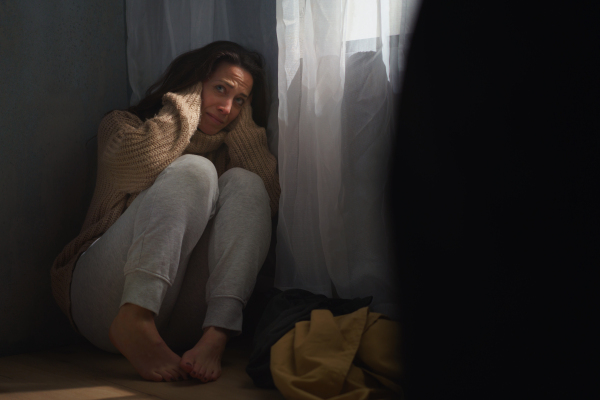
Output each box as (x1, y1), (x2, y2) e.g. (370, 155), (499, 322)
(97, 82), (203, 193)
(224, 104), (281, 216)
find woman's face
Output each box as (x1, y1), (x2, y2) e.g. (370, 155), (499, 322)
(198, 62), (253, 135)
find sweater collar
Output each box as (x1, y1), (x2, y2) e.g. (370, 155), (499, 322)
(187, 127), (227, 154)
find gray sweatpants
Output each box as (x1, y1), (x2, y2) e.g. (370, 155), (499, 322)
(71, 155), (272, 353)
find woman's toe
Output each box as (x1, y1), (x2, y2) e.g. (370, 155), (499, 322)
(171, 368), (184, 380)
(181, 361), (194, 374)
(193, 367), (203, 380)
(149, 371), (163, 382)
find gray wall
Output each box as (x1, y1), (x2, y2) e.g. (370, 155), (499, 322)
(0, 0), (128, 356)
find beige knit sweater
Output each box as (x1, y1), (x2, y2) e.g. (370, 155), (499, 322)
(51, 82), (280, 325)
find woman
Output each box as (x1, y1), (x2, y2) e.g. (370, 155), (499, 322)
(51, 41), (280, 383)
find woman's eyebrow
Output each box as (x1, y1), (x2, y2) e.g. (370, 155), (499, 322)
(216, 79), (249, 97)
(216, 78), (232, 87)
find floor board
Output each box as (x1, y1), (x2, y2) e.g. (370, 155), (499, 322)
(0, 341), (284, 400)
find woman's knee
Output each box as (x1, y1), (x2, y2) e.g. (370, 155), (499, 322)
(163, 155), (218, 187)
(219, 167), (269, 203)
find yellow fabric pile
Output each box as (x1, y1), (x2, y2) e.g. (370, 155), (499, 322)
(270, 307), (402, 400)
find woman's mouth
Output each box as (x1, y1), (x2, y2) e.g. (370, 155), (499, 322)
(206, 113), (223, 124)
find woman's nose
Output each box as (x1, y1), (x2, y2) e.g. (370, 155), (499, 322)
(217, 99), (232, 114)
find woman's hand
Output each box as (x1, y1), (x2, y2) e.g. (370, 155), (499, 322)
(224, 102), (255, 133)
(221, 100), (280, 217)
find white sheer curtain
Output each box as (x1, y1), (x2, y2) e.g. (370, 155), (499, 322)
(125, 0), (280, 156)
(275, 0), (420, 318)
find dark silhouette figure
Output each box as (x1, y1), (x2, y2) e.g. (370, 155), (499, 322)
(391, 2), (599, 398)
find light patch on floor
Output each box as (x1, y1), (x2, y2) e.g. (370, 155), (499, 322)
(0, 342), (283, 400)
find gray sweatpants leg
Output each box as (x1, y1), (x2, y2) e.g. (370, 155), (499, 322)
(71, 154), (271, 353)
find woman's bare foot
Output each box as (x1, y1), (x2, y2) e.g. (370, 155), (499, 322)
(180, 326), (229, 382)
(109, 303), (189, 382)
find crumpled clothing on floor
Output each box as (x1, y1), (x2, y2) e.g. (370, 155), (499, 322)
(246, 288), (373, 388)
(270, 307), (402, 400)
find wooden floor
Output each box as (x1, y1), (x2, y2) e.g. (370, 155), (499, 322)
(0, 341), (284, 400)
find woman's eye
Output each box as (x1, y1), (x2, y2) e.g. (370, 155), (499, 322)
(215, 85), (225, 92)
(235, 98), (245, 106)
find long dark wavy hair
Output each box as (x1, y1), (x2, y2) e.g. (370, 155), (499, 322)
(128, 41), (269, 128)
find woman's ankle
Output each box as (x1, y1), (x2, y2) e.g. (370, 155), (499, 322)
(203, 326), (230, 338)
(118, 303), (155, 321)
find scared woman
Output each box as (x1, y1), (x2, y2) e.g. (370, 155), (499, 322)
(51, 41), (280, 383)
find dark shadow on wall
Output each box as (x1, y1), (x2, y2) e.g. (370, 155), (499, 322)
(0, 0), (129, 357)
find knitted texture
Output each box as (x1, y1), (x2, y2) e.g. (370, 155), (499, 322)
(51, 81), (281, 326)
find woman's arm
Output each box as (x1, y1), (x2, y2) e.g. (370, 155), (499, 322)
(98, 82), (203, 193)
(224, 104), (281, 216)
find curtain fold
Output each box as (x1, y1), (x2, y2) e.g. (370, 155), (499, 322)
(275, 0), (420, 318)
